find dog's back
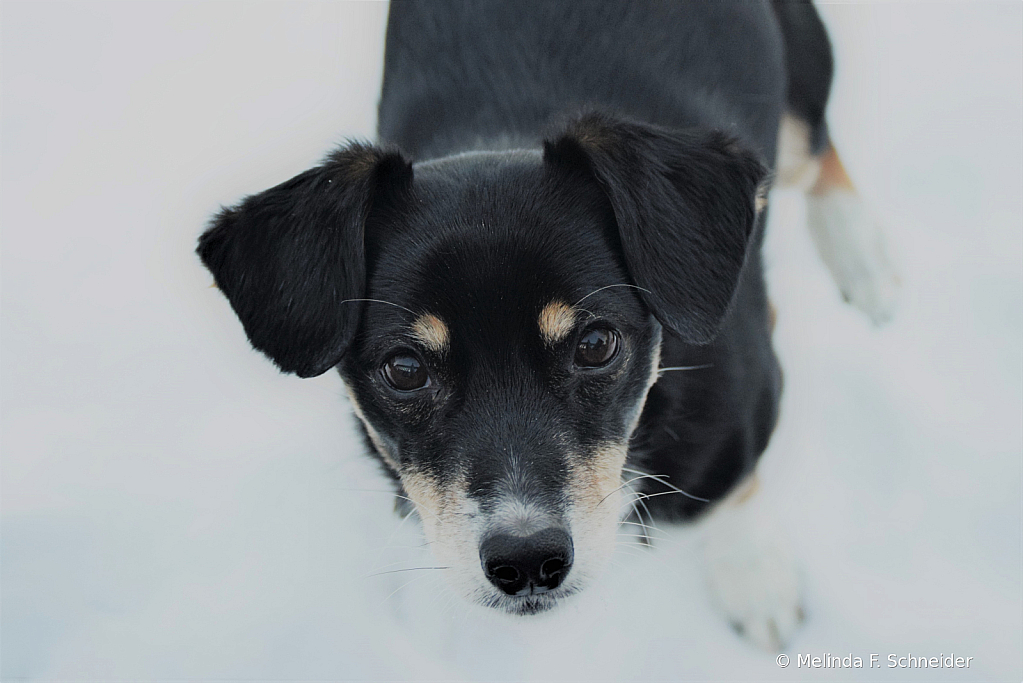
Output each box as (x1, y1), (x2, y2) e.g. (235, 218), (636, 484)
(379, 1), (786, 162)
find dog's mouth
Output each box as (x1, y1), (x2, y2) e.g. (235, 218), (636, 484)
(480, 583), (581, 615)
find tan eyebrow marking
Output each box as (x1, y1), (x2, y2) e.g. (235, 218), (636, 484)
(538, 300), (577, 345)
(410, 313), (450, 353)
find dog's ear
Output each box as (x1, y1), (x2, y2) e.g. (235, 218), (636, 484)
(197, 144), (412, 377)
(543, 113), (768, 344)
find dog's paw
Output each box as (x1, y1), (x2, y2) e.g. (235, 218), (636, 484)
(701, 516), (804, 651)
(807, 189), (900, 326)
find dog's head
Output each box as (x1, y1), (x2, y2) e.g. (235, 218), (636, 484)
(198, 113), (766, 614)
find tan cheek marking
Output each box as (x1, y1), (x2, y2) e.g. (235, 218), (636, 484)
(571, 342), (660, 514)
(538, 300), (577, 345)
(726, 472), (760, 507)
(589, 442), (629, 505)
(401, 467), (445, 522)
(410, 314), (449, 353)
(401, 468), (487, 600)
(344, 386), (400, 472)
(401, 468), (474, 545)
(569, 441), (629, 510)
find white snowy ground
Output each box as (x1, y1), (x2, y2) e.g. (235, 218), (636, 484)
(2, 2), (1020, 681)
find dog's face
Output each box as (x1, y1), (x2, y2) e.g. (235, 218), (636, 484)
(198, 114), (766, 614)
(339, 150), (665, 613)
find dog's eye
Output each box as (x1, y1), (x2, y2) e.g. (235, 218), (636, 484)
(575, 327), (619, 368)
(382, 354), (431, 391)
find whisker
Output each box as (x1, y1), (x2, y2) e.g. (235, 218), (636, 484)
(371, 502), (426, 559)
(365, 556), (427, 574)
(596, 473), (662, 507)
(632, 489), (708, 503)
(618, 520), (667, 534)
(632, 493), (658, 543)
(621, 466), (710, 503)
(339, 298), (418, 317)
(619, 472), (676, 488)
(382, 573), (433, 605)
(363, 534), (433, 567)
(574, 283), (652, 306)
(365, 566), (451, 578)
(615, 540), (652, 551)
(623, 495), (656, 545)
(393, 494), (444, 521)
(657, 364), (714, 374)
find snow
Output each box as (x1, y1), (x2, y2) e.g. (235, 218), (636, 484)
(2, 2), (1020, 680)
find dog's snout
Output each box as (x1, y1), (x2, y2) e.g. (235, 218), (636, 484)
(480, 528), (574, 596)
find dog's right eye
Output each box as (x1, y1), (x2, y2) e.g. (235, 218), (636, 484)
(382, 354), (431, 392)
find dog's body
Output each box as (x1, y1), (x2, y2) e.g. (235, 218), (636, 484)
(199, 0), (897, 650)
(379, 1), (787, 523)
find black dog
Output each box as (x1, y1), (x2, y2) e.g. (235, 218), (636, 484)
(198, 0), (897, 649)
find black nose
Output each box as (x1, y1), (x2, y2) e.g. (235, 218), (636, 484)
(480, 528), (574, 596)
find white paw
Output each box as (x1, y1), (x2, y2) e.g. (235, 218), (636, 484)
(807, 190), (901, 326)
(700, 505), (804, 651)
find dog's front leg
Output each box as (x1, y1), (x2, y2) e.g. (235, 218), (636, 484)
(698, 474), (804, 651)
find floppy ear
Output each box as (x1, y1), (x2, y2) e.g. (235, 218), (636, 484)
(543, 112), (768, 344)
(197, 144), (412, 377)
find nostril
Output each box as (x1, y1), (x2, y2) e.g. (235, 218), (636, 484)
(540, 557), (565, 579)
(483, 554), (529, 596)
(491, 564), (520, 585)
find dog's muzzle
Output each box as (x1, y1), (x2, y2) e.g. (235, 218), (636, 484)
(479, 527), (574, 596)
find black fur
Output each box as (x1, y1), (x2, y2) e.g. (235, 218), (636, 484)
(198, 146), (411, 377)
(544, 114), (767, 344)
(379, 1), (786, 162)
(198, 0), (836, 606)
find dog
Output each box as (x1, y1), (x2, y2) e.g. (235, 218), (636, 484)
(197, 0), (898, 650)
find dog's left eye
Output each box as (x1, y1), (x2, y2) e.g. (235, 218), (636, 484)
(575, 327), (620, 368)
(382, 354), (431, 391)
